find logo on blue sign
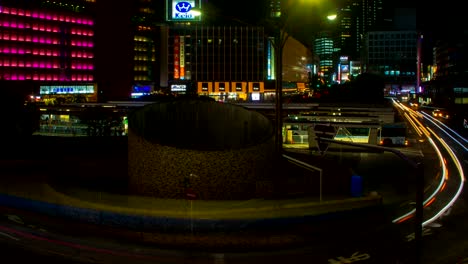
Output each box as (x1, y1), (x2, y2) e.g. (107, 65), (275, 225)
(175, 2), (192, 13)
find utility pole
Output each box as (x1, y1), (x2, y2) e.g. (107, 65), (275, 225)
(274, 28), (283, 157)
(273, 19), (290, 159)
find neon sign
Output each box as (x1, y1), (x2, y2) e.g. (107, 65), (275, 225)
(171, 0), (199, 21)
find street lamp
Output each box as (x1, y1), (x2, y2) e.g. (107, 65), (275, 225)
(193, 5), (289, 158)
(273, 26), (290, 158)
(326, 14), (337, 21)
(272, 3), (332, 158)
(192, 4), (318, 158)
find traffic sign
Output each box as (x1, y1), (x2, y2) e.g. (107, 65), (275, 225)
(185, 187), (197, 200)
(314, 124), (337, 153)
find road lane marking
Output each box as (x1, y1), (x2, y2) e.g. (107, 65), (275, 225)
(0, 231), (19, 241)
(328, 251), (370, 263)
(6, 214), (24, 225)
(405, 227), (432, 242)
(212, 253), (225, 264)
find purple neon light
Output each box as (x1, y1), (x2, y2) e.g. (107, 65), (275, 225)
(0, 6), (94, 25)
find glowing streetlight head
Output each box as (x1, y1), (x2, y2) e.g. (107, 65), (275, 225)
(327, 14), (337, 20)
(191, 8), (201, 17)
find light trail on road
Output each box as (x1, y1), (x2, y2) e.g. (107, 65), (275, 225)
(391, 99), (465, 227)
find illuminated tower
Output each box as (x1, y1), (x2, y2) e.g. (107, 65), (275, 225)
(332, 0), (384, 60)
(0, 0), (96, 102)
(314, 31), (334, 83)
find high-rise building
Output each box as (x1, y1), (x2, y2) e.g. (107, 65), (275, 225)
(334, 1), (355, 59)
(161, 0), (312, 101)
(128, 0), (160, 98)
(0, 0), (97, 102)
(167, 24), (268, 101)
(333, 0), (384, 61)
(313, 31), (334, 83)
(362, 30), (418, 94)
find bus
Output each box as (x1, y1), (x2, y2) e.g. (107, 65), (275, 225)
(379, 123), (408, 146)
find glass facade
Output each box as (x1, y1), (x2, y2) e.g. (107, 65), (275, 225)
(364, 31), (418, 93)
(314, 33), (335, 80)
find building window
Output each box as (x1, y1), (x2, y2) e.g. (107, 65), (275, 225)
(253, 82), (260, 91)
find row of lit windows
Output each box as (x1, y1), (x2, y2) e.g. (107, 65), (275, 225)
(1, 34), (93, 47)
(40, 85), (95, 95)
(1, 21), (94, 36)
(1, 33), (60, 44)
(134, 36), (151, 42)
(134, 46), (155, 52)
(134, 75), (150, 81)
(0, 60), (93, 70)
(134, 56), (155, 61)
(70, 63), (94, 70)
(70, 40), (93, 47)
(71, 50), (94, 58)
(134, 66), (149, 71)
(0, 72), (94, 81)
(138, 8), (154, 14)
(0, 47), (93, 58)
(384, 70), (415, 76)
(0, 6), (94, 25)
(137, 25), (154, 31)
(194, 38), (263, 46)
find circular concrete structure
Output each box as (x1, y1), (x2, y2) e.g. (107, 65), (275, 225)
(128, 98), (275, 200)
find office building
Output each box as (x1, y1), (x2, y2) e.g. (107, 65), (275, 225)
(163, 0), (312, 101)
(362, 30), (418, 95)
(0, 0), (97, 103)
(313, 31), (334, 83)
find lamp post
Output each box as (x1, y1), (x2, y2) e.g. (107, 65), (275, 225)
(274, 26), (289, 158)
(192, 4), (320, 158)
(273, 6), (333, 158)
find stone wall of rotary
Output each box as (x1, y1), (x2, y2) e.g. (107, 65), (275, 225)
(127, 98), (276, 200)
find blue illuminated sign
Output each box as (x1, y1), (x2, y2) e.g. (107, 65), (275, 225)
(170, 0), (199, 21)
(175, 2), (192, 12)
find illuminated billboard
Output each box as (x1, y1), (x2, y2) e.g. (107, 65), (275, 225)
(166, 0), (201, 22)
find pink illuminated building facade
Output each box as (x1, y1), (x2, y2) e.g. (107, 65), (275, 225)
(0, 1), (97, 102)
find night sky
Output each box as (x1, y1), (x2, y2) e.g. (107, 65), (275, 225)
(205, 0), (465, 46)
